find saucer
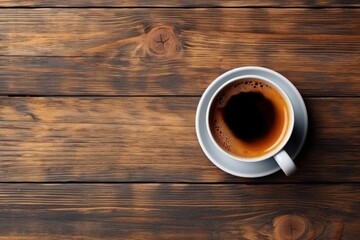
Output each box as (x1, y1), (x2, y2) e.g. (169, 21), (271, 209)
(195, 66), (308, 178)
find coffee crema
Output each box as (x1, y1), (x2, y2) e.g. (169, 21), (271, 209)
(209, 78), (290, 159)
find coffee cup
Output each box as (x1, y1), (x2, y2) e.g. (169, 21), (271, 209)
(205, 70), (297, 176)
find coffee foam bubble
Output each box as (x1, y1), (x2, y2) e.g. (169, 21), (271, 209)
(210, 78), (287, 158)
(215, 80), (271, 107)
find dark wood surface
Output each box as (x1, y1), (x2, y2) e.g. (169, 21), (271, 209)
(0, 0), (359, 7)
(0, 97), (359, 183)
(0, 184), (358, 239)
(1, 9), (360, 96)
(0, 2), (359, 239)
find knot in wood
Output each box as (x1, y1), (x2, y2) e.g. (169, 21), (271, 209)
(143, 27), (180, 58)
(274, 214), (308, 240)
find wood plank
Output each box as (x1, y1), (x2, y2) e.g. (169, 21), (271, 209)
(1, 55), (360, 96)
(0, 0), (359, 7)
(1, 9), (359, 96)
(0, 184), (357, 239)
(2, 9), (359, 56)
(0, 97), (359, 182)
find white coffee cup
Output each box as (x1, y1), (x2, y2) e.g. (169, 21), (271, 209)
(205, 71), (297, 176)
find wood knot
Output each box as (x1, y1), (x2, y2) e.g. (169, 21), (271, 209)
(142, 26), (181, 58)
(260, 214), (343, 239)
(274, 214), (309, 240)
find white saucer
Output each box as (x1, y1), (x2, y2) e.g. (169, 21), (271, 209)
(195, 67), (308, 178)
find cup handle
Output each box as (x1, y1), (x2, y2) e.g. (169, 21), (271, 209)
(274, 150), (297, 176)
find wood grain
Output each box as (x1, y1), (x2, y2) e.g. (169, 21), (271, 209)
(0, 0), (359, 7)
(0, 184), (357, 239)
(0, 97), (358, 182)
(1, 9), (360, 96)
(2, 9), (359, 56)
(0, 4), (358, 240)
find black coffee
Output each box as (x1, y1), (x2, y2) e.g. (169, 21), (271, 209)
(209, 78), (290, 158)
(222, 91), (275, 142)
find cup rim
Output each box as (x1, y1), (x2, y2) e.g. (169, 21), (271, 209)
(206, 74), (295, 162)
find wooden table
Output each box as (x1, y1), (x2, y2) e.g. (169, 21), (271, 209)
(1, 1), (359, 239)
